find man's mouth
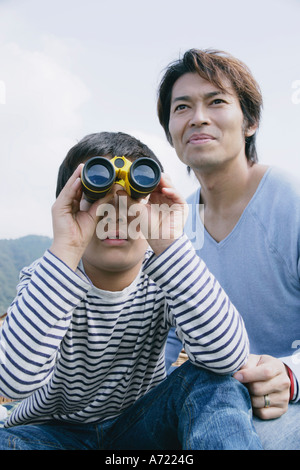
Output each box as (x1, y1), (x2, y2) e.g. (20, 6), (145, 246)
(187, 133), (215, 144)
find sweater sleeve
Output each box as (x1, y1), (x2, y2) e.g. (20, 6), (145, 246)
(280, 356), (300, 402)
(143, 234), (249, 375)
(0, 250), (91, 399)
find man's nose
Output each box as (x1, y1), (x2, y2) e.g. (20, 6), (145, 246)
(189, 104), (210, 127)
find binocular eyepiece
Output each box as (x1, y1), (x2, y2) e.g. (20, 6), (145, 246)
(81, 156), (161, 202)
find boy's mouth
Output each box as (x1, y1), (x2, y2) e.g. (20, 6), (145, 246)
(106, 231), (127, 239)
(101, 238), (128, 246)
(100, 231), (128, 245)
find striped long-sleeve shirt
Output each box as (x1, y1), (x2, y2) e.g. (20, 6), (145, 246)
(0, 235), (249, 427)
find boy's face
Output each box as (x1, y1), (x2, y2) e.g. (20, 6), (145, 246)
(80, 156), (149, 284)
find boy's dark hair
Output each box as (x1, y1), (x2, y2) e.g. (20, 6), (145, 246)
(56, 131), (163, 197)
(157, 48), (263, 164)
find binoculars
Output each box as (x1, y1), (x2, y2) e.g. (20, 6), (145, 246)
(81, 156), (161, 202)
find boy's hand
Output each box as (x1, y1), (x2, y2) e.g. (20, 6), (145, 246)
(50, 164), (101, 270)
(136, 173), (188, 255)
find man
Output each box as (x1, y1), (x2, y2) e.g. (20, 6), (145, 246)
(0, 131), (261, 449)
(157, 49), (300, 450)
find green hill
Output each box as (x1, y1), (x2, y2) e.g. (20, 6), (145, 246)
(0, 235), (52, 314)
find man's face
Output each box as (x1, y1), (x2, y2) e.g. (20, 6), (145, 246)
(168, 72), (255, 173)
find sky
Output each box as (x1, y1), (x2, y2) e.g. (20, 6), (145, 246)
(0, 0), (299, 239)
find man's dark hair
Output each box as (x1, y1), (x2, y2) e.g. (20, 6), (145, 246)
(157, 48), (263, 164)
(56, 131), (163, 197)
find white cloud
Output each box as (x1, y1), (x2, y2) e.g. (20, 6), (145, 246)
(0, 37), (91, 239)
(0, 0), (299, 239)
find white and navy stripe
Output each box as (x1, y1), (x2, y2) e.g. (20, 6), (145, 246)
(0, 235), (249, 427)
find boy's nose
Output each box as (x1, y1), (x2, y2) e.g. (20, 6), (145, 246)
(109, 183), (128, 204)
(111, 182), (126, 195)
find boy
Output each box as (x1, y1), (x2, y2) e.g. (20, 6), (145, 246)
(0, 131), (261, 449)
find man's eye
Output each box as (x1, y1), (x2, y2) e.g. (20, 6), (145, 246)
(174, 104), (187, 112)
(211, 99), (225, 105)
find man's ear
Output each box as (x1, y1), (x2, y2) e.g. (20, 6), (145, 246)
(245, 123), (258, 138)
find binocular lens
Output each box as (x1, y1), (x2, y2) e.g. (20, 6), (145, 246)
(81, 156), (161, 201)
(132, 165), (157, 186)
(86, 164), (111, 186)
(129, 158), (161, 198)
(81, 157), (115, 202)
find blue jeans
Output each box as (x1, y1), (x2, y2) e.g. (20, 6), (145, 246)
(166, 329), (300, 450)
(0, 361), (262, 450)
(253, 404), (300, 450)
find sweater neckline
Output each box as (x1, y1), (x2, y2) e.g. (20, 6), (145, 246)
(76, 260), (143, 299)
(196, 167), (272, 248)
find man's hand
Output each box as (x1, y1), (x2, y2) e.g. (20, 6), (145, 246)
(233, 354), (291, 419)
